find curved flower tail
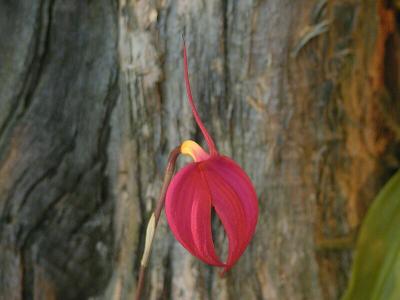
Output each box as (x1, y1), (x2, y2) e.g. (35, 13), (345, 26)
(183, 40), (217, 156)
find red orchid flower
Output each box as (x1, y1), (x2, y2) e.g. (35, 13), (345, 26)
(165, 42), (259, 274)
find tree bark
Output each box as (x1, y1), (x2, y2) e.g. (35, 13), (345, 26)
(0, 1), (118, 299)
(0, 0), (399, 299)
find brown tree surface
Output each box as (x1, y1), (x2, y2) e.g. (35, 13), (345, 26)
(0, 0), (399, 299)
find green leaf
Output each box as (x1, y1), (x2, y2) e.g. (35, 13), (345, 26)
(342, 170), (400, 300)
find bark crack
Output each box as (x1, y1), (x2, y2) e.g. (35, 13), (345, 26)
(0, 0), (55, 149)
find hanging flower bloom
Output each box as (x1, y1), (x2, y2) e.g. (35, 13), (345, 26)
(165, 41), (259, 273)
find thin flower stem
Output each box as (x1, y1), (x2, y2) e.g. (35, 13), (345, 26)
(135, 146), (181, 300)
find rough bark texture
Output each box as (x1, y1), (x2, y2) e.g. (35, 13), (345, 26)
(0, 0), (399, 300)
(0, 1), (118, 299)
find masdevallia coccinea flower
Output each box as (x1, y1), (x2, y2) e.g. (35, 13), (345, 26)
(165, 42), (259, 274)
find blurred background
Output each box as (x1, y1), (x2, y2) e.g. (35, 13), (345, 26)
(0, 0), (399, 299)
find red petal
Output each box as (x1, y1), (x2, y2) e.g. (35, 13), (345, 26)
(204, 156), (258, 272)
(208, 157), (259, 238)
(165, 163), (225, 266)
(166, 156), (258, 272)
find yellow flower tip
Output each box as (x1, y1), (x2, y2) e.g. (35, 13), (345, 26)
(180, 140), (210, 162)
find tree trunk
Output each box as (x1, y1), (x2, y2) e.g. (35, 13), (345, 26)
(0, 0), (399, 299)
